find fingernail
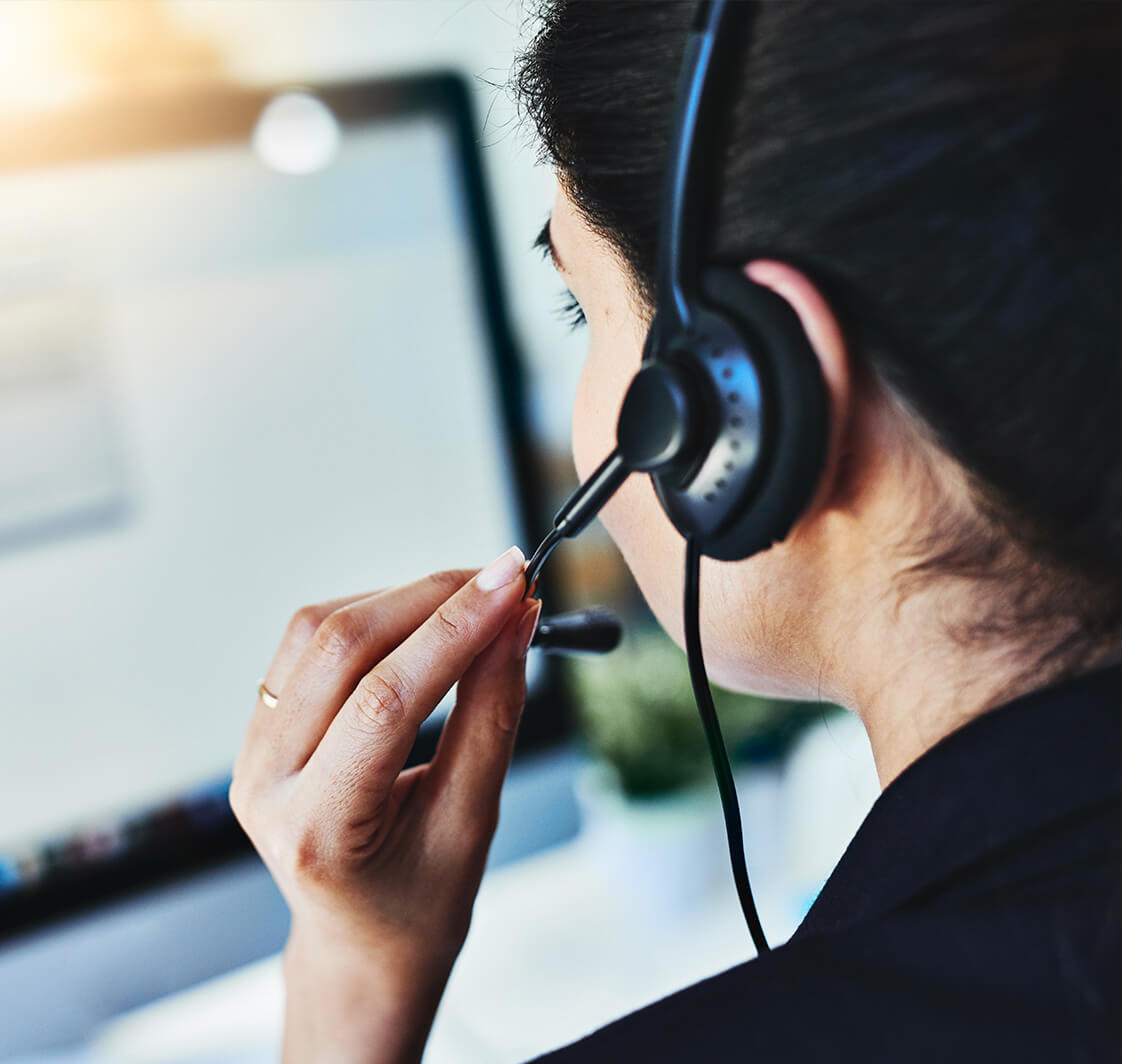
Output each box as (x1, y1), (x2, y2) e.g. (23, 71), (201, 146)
(517, 600), (543, 657)
(476, 546), (526, 591)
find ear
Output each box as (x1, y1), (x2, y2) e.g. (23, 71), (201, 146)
(745, 259), (852, 516)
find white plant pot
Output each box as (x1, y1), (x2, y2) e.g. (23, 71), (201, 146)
(573, 759), (726, 928)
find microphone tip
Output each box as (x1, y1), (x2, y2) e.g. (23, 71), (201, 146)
(530, 607), (623, 656)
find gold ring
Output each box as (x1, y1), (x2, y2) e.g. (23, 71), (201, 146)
(257, 679), (280, 708)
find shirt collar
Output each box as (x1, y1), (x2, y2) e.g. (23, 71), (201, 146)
(795, 665), (1121, 938)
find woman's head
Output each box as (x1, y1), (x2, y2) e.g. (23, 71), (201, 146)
(515, 1), (1120, 713)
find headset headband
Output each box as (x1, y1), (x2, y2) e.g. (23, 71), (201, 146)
(656, 0), (754, 333)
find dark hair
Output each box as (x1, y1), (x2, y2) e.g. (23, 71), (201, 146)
(515, 0), (1121, 672)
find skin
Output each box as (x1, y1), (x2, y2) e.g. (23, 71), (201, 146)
(232, 181), (1047, 1062)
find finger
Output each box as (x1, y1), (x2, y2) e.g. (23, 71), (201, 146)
(301, 547), (527, 824)
(252, 568), (479, 778)
(263, 589), (385, 697)
(425, 597), (540, 836)
(240, 588), (383, 780)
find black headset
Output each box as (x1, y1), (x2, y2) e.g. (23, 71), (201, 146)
(525, 0), (829, 954)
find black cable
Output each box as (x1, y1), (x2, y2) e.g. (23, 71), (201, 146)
(524, 527), (562, 599)
(683, 535), (770, 954)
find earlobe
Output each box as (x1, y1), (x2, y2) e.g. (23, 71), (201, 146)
(744, 259), (852, 516)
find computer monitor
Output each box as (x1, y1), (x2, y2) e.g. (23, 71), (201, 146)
(0, 74), (568, 946)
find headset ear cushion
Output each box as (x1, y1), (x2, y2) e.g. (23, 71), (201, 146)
(699, 266), (830, 559)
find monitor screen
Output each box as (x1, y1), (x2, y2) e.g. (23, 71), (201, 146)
(0, 78), (556, 928)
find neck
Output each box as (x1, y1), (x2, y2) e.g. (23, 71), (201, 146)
(810, 533), (1072, 788)
(804, 399), (1047, 788)
(843, 635), (1027, 789)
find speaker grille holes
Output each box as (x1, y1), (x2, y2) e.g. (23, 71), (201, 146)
(704, 492), (716, 503)
(731, 439), (741, 451)
(725, 460), (734, 471)
(716, 478), (727, 490)
(721, 366), (733, 380)
(728, 392), (740, 403)
(731, 416), (743, 428)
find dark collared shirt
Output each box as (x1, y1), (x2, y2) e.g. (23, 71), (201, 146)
(533, 667), (1121, 1062)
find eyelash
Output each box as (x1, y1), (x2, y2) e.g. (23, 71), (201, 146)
(556, 289), (588, 332)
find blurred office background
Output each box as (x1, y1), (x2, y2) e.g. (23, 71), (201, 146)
(0, 3), (879, 1061)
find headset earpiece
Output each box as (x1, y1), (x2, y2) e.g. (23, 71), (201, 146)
(635, 266), (830, 561)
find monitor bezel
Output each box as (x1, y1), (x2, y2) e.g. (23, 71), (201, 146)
(0, 72), (573, 942)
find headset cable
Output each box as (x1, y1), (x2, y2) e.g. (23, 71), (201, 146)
(684, 534), (770, 955)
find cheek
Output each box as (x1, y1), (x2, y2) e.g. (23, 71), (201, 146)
(571, 357), (608, 485)
(568, 330), (688, 644)
(571, 331), (629, 482)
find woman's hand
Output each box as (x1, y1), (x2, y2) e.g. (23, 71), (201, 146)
(230, 547), (540, 1064)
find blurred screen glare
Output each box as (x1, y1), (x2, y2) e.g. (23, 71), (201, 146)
(252, 91), (341, 175)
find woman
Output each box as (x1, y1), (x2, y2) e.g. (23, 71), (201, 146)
(230, 1), (1120, 1060)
